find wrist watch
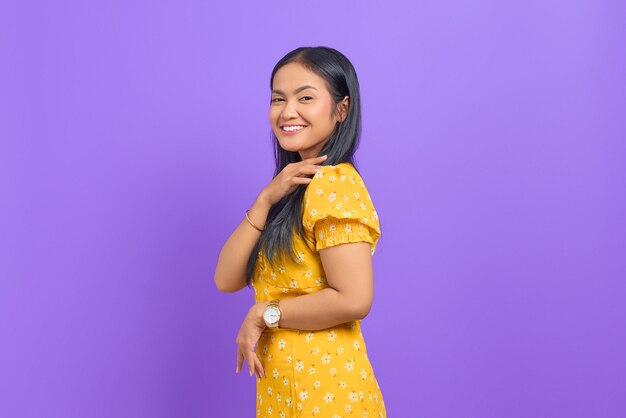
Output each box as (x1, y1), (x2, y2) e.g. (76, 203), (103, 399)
(262, 299), (282, 328)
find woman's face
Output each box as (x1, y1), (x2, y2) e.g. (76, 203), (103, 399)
(270, 62), (348, 160)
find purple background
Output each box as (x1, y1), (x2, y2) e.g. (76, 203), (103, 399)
(1, 0), (625, 417)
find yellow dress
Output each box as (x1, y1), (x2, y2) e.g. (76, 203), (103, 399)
(252, 162), (386, 418)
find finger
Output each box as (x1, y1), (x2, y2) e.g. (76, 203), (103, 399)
(246, 351), (255, 376)
(309, 154), (327, 161)
(254, 354), (265, 378)
(292, 177), (314, 185)
(236, 347), (243, 373)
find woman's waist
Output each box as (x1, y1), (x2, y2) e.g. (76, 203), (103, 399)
(262, 320), (362, 335)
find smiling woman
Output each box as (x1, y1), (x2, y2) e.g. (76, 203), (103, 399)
(270, 73), (349, 161)
(213, 46), (386, 417)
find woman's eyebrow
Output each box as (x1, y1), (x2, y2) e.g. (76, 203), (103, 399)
(271, 85), (318, 95)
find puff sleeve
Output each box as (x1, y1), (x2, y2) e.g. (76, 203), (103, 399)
(302, 164), (381, 256)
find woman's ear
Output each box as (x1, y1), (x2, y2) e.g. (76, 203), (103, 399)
(338, 96), (350, 122)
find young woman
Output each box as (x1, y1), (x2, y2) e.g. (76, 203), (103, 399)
(214, 46), (386, 417)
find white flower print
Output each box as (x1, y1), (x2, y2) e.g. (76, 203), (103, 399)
(299, 390), (309, 401)
(340, 174), (346, 182)
(329, 175), (336, 183)
(361, 368), (367, 380)
(327, 330), (337, 341)
(349, 391), (359, 403)
(339, 381), (347, 389)
(321, 353), (332, 364)
(309, 365), (316, 375)
(353, 339), (361, 350)
(286, 397), (292, 407)
(310, 208), (318, 217)
(324, 392), (335, 403)
(345, 404), (353, 412)
(267, 386), (273, 396)
(297, 402), (303, 411)
(360, 202), (367, 211)
(312, 405), (320, 415)
(345, 358), (355, 372)
(267, 406), (272, 414)
(337, 345), (344, 355)
(295, 360), (304, 372)
(280, 412), (285, 418)
(313, 380), (321, 389)
(354, 191), (360, 200)
(278, 265), (286, 273)
(330, 367), (337, 377)
(276, 393), (282, 403)
(316, 188), (324, 196)
(289, 279), (298, 288)
(278, 338), (286, 350)
(312, 347), (320, 355)
(272, 368), (279, 379)
(305, 332), (314, 342)
(283, 376), (289, 386)
(328, 191), (337, 203)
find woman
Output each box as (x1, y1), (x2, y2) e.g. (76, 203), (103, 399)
(214, 46), (386, 417)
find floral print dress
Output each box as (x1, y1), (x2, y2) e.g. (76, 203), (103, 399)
(251, 162), (386, 418)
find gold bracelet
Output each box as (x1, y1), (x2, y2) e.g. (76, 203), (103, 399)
(245, 209), (264, 232)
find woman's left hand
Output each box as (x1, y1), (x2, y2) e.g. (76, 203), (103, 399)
(236, 302), (268, 378)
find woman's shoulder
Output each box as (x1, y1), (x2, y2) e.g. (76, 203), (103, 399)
(311, 162), (364, 184)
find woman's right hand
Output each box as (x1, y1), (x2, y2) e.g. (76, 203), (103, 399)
(260, 155), (328, 206)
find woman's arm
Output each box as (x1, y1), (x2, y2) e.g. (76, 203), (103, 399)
(255, 241), (375, 329)
(214, 193), (271, 293)
(214, 156), (328, 293)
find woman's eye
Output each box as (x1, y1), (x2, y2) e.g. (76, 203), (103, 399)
(271, 98), (284, 103)
(301, 96), (312, 101)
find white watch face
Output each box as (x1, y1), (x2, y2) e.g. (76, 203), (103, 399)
(264, 306), (280, 324)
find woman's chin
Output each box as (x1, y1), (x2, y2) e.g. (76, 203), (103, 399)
(276, 139), (303, 152)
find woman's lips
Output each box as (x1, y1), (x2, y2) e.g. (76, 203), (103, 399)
(280, 125), (307, 135)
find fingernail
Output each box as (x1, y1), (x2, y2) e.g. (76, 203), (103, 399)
(249, 370), (253, 376)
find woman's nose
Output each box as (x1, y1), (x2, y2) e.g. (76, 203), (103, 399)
(281, 104), (297, 119)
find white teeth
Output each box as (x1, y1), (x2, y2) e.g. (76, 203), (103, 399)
(282, 125), (305, 132)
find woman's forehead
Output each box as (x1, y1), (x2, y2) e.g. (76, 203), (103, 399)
(272, 63), (327, 91)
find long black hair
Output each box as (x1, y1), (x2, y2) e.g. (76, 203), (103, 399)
(245, 46), (364, 287)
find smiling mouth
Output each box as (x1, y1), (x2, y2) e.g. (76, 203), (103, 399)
(281, 125), (307, 132)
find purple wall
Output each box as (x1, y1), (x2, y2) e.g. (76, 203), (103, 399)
(1, 1), (625, 417)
